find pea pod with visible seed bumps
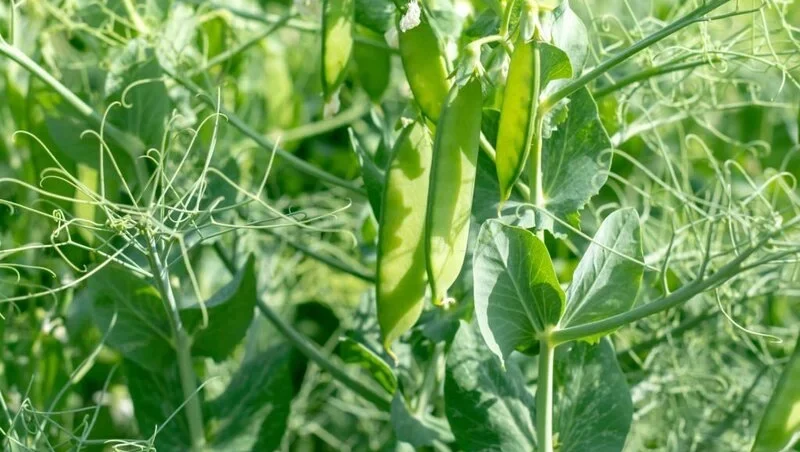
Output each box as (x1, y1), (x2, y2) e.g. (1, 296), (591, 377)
(376, 121), (433, 358)
(397, 12), (451, 121)
(321, 0), (355, 99)
(424, 79), (483, 305)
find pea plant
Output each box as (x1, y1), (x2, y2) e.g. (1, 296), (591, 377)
(1, 0), (800, 450)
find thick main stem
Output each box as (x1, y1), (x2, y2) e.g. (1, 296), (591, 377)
(147, 239), (205, 451)
(536, 338), (555, 452)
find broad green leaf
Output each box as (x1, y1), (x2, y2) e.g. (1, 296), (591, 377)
(560, 209), (643, 338)
(90, 266), (174, 371)
(496, 41), (572, 203)
(180, 255), (257, 361)
(377, 122), (434, 355)
(425, 79), (483, 304)
(751, 335), (800, 452)
(125, 359), (192, 450)
(554, 339), (633, 452)
(445, 321), (537, 450)
(550, 0), (589, 74)
(391, 393), (455, 447)
(349, 129), (385, 218)
(209, 345), (294, 452)
(339, 336), (397, 394)
(539, 87), (611, 232)
(473, 220), (565, 364)
(322, 0), (355, 99)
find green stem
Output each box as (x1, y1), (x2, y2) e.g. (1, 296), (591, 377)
(536, 338), (555, 452)
(146, 238), (205, 451)
(167, 70), (367, 197)
(275, 102), (371, 144)
(122, 0), (149, 35)
(527, 41), (545, 239)
(541, 0), (731, 109)
(550, 236), (766, 345)
(593, 59), (712, 99)
(257, 299), (392, 411)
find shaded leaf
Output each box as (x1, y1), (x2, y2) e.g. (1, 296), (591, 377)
(349, 129), (385, 218)
(126, 359), (192, 450)
(555, 340), (633, 452)
(209, 345), (294, 451)
(445, 321), (537, 451)
(90, 267), (174, 371)
(181, 255), (257, 361)
(391, 393), (454, 447)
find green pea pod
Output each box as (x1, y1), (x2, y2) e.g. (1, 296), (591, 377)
(353, 28), (391, 103)
(495, 40), (571, 203)
(377, 121), (434, 358)
(424, 79), (483, 305)
(397, 14), (451, 121)
(751, 335), (800, 452)
(321, 0), (355, 99)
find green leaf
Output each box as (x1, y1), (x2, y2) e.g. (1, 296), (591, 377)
(751, 335), (800, 452)
(391, 393), (454, 447)
(125, 359), (192, 450)
(180, 255), (257, 361)
(209, 345), (294, 452)
(473, 220), (565, 364)
(376, 121), (434, 355)
(445, 321), (537, 451)
(496, 41), (572, 203)
(554, 339), (633, 452)
(559, 209), (643, 339)
(539, 87), (612, 232)
(338, 336), (397, 394)
(349, 129), (385, 218)
(90, 267), (174, 371)
(550, 0), (589, 74)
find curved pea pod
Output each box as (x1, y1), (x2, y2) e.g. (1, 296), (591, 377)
(377, 121), (434, 358)
(424, 79), (483, 305)
(397, 13), (451, 121)
(353, 28), (391, 103)
(321, 0), (355, 99)
(495, 40), (571, 203)
(751, 335), (800, 452)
